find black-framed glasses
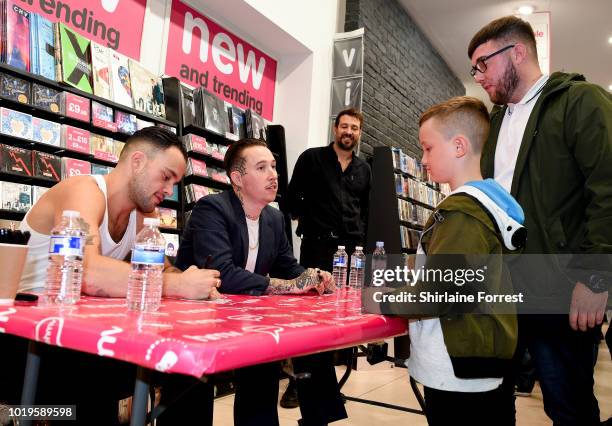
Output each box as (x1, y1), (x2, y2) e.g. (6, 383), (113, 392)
(470, 44), (515, 77)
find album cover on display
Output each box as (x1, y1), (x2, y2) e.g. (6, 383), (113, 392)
(129, 59), (165, 118)
(112, 140), (125, 160)
(186, 158), (207, 177)
(91, 100), (116, 131)
(201, 90), (229, 135)
(185, 183), (208, 204)
(115, 110), (137, 135)
(0, 181), (31, 212)
(56, 23), (92, 93)
(161, 232), (179, 257)
(0, 73), (30, 104)
(32, 83), (61, 114)
(32, 117), (61, 147)
(61, 157), (90, 179)
(91, 42), (112, 100)
(110, 50), (133, 107)
(5, 1), (30, 71)
(0, 107), (33, 140)
(0, 144), (31, 176)
(161, 233), (179, 257)
(91, 163), (112, 175)
(229, 106), (246, 139)
(33, 151), (60, 181)
(90, 134), (116, 163)
(158, 207), (177, 229)
(245, 109), (266, 140)
(30, 13), (54, 80)
(32, 185), (49, 204)
(180, 84), (195, 127)
(182, 134), (210, 155)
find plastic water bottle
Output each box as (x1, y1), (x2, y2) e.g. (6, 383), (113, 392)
(349, 246), (366, 289)
(332, 245), (348, 288)
(127, 218), (166, 312)
(45, 210), (87, 304)
(371, 241), (387, 287)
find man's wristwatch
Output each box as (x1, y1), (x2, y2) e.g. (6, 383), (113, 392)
(585, 274), (611, 293)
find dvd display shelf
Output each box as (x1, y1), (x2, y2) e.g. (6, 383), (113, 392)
(162, 77), (293, 245)
(366, 146), (445, 256)
(0, 62), (178, 225)
(0, 62), (177, 128)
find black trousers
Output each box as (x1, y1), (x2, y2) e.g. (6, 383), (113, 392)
(289, 236), (357, 425)
(423, 381), (515, 426)
(518, 315), (601, 426)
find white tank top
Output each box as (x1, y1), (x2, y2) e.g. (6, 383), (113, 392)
(18, 175), (138, 292)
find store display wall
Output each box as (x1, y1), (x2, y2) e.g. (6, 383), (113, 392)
(344, 0), (464, 159)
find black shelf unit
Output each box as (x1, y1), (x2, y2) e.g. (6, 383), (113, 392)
(366, 146), (443, 361)
(0, 63), (177, 225)
(0, 63), (176, 127)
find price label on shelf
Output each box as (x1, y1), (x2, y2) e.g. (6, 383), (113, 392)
(64, 93), (91, 122)
(64, 126), (90, 154)
(190, 135), (209, 154)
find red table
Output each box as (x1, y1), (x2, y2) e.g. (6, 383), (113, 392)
(2, 289), (407, 425)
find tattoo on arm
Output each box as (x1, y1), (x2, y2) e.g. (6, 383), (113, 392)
(264, 270), (319, 295)
(265, 278), (296, 294)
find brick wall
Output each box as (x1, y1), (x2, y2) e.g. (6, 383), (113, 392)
(345, 0), (465, 159)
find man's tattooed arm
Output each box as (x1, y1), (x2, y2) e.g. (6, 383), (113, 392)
(265, 268), (323, 295)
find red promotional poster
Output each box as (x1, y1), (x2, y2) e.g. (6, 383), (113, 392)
(15, 0), (147, 59)
(62, 157), (91, 178)
(63, 126), (90, 153)
(165, 0), (277, 120)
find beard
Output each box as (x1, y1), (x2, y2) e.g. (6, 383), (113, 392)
(335, 134), (358, 151)
(128, 172), (156, 213)
(491, 61), (520, 105)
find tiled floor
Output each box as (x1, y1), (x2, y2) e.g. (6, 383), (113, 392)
(213, 327), (612, 425)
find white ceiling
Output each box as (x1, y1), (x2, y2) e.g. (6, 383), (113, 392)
(399, 0), (612, 105)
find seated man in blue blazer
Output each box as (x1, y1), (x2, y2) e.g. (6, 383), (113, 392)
(175, 138), (345, 426)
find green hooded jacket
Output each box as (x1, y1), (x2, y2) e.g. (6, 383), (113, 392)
(482, 72), (612, 309)
(382, 193), (518, 379)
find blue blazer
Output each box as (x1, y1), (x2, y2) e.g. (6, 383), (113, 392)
(175, 190), (304, 295)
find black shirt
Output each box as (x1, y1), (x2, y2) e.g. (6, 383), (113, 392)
(286, 143), (371, 242)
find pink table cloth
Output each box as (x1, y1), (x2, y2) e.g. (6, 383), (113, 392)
(1, 290), (407, 378)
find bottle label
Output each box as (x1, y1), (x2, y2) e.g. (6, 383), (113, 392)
(131, 245), (165, 265)
(354, 259), (365, 269)
(49, 236), (83, 257)
(333, 257), (346, 267)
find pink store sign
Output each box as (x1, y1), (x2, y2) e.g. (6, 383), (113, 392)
(165, 0), (277, 120)
(16, 0), (147, 59)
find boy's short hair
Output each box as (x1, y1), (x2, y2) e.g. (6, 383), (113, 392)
(120, 126), (187, 161)
(468, 16), (537, 59)
(419, 96), (490, 153)
(224, 138), (268, 175)
(334, 107), (364, 128)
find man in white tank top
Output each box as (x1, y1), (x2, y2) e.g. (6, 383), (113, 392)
(18, 126), (220, 300)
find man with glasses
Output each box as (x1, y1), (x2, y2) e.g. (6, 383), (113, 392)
(468, 16), (612, 425)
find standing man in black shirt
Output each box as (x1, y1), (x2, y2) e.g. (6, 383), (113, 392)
(281, 108), (371, 425)
(288, 107), (371, 272)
